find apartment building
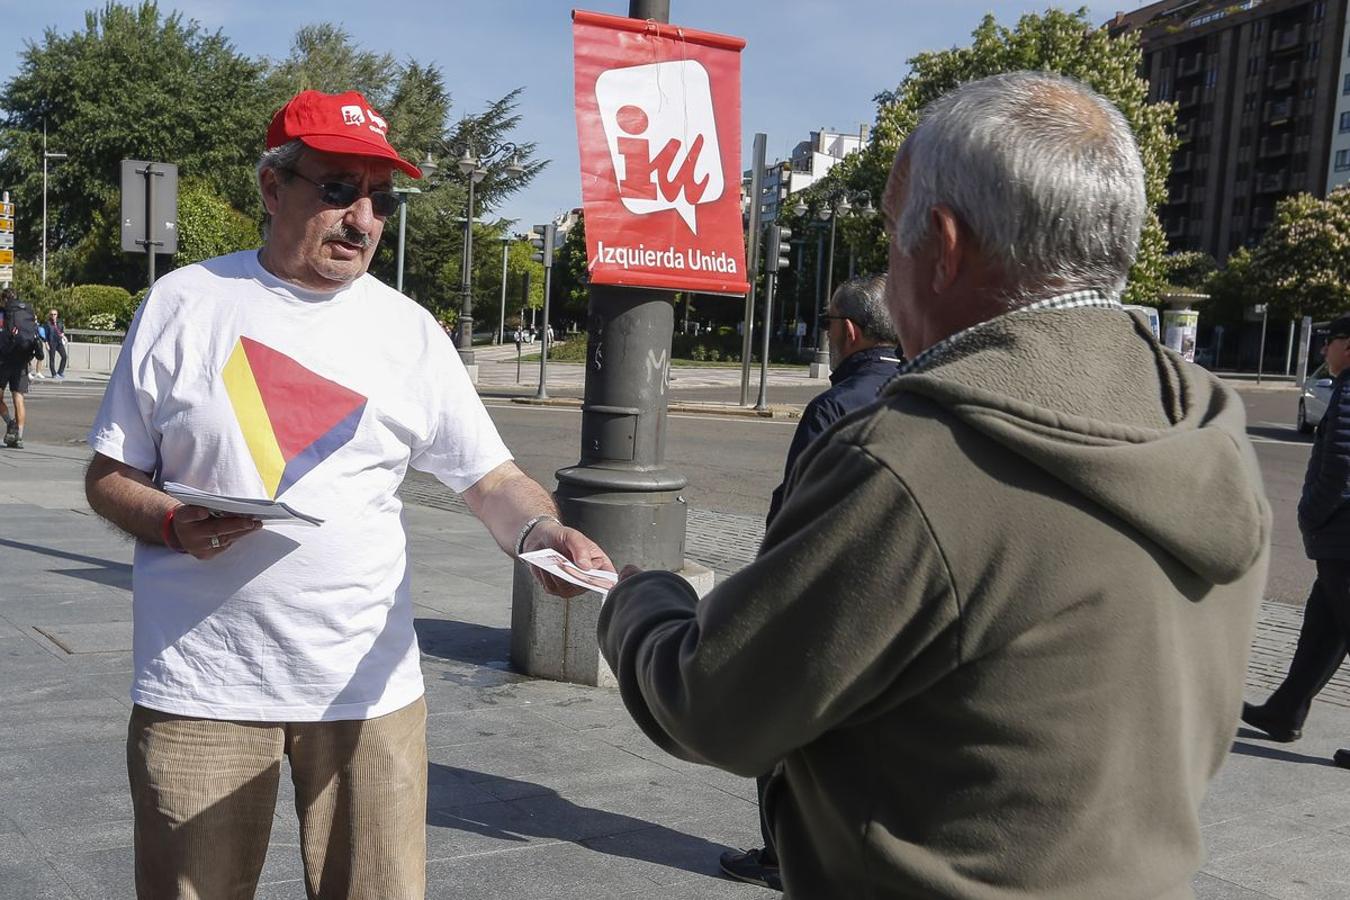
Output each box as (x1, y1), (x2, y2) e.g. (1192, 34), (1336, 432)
(1109, 0), (1350, 259)
(742, 126), (868, 225)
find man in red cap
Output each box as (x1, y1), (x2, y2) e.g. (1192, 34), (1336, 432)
(84, 89), (612, 898)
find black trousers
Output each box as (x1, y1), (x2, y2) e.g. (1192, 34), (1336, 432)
(1265, 559), (1350, 726)
(47, 340), (67, 376)
(755, 770), (778, 865)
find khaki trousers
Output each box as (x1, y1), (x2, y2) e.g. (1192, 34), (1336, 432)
(127, 697), (427, 900)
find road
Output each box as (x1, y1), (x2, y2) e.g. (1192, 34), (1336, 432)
(14, 374), (1319, 606)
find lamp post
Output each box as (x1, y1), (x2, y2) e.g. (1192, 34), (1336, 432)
(420, 141), (525, 375)
(391, 186), (421, 294)
(804, 189), (871, 378)
(42, 121), (67, 285)
(498, 235), (511, 345)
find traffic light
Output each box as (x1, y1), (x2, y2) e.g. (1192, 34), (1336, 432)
(765, 224), (792, 273)
(530, 223), (556, 268)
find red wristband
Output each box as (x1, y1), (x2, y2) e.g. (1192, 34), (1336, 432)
(162, 506), (186, 553)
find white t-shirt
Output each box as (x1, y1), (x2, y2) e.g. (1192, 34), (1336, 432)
(89, 250), (512, 722)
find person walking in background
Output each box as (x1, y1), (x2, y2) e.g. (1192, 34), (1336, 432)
(1244, 315), (1350, 750)
(30, 318), (46, 380)
(0, 288), (44, 449)
(720, 272), (902, 891)
(598, 72), (1269, 897)
(46, 308), (68, 379)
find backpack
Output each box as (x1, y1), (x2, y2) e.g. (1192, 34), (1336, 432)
(0, 299), (42, 364)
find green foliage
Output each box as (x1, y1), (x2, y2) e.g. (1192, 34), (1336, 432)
(1205, 246), (1260, 326)
(785, 7), (1176, 304)
(551, 216), (590, 320)
(65, 283), (136, 329)
(1161, 250), (1219, 293)
(174, 179), (260, 268)
(0, 4), (543, 319)
(0, 2), (270, 286)
(505, 237), (546, 309)
(1247, 187), (1350, 320)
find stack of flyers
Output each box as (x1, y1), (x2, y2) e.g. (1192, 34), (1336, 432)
(519, 549), (619, 596)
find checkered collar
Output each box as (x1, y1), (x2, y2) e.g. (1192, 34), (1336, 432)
(897, 289), (1121, 376)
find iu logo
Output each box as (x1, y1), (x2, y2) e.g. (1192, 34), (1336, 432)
(595, 60), (724, 233)
(340, 105), (366, 127)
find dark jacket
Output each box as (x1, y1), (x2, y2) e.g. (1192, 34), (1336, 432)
(766, 345), (902, 526)
(1299, 370), (1350, 559)
(598, 305), (1268, 899)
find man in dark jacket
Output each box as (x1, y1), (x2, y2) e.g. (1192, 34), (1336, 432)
(1244, 315), (1350, 747)
(764, 273), (902, 527)
(722, 273), (901, 888)
(598, 72), (1268, 898)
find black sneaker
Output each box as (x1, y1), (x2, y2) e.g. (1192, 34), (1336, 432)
(1241, 702), (1302, 743)
(11, 436), (21, 450)
(3, 420), (15, 447)
(719, 848), (782, 890)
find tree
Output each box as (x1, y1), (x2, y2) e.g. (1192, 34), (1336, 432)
(1161, 250), (1218, 294)
(786, 8), (1177, 305)
(1248, 187), (1350, 320)
(1205, 246), (1261, 327)
(0, 2), (271, 286)
(551, 215), (590, 322)
(174, 179), (261, 268)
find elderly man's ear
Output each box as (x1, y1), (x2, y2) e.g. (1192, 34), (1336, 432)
(931, 205), (965, 295)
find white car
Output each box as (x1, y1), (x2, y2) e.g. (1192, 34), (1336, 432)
(1298, 364), (1334, 433)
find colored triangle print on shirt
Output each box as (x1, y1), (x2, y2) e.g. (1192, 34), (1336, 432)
(223, 337), (367, 499)
(222, 342), (287, 498)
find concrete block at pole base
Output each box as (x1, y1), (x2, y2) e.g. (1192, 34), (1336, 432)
(809, 361), (830, 380)
(510, 558), (715, 688)
(461, 364), (479, 384)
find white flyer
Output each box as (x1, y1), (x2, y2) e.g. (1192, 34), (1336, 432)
(519, 548), (619, 596)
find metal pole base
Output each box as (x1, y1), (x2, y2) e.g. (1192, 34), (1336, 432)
(510, 555), (713, 686)
(552, 283), (689, 571)
(553, 486), (687, 572)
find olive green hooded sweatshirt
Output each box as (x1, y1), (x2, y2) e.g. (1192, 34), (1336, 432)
(598, 304), (1270, 899)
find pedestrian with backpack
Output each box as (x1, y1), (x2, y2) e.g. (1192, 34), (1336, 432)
(0, 288), (45, 449)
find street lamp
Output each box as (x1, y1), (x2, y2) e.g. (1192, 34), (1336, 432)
(421, 141), (526, 371)
(497, 234), (511, 345)
(42, 121), (67, 285)
(808, 188), (872, 378)
(391, 186), (421, 294)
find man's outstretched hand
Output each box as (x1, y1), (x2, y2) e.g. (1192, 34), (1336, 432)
(521, 520), (616, 598)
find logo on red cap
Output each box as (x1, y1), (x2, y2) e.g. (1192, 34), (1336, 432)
(268, 90), (421, 179)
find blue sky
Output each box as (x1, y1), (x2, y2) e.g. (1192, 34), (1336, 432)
(0, 1), (1136, 232)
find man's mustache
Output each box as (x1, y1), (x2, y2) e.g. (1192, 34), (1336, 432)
(323, 225), (372, 249)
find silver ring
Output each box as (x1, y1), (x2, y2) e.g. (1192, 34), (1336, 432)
(209, 536), (221, 549)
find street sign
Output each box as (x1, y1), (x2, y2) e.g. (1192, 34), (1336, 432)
(120, 160), (179, 255)
(0, 196), (11, 284)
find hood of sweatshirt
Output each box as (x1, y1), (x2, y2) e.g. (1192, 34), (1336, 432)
(884, 305), (1270, 585)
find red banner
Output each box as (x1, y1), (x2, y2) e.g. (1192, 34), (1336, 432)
(572, 10), (749, 296)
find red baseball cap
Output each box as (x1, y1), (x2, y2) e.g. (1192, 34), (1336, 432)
(267, 90), (422, 179)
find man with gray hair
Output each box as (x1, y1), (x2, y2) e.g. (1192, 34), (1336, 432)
(598, 71), (1269, 896)
(85, 89), (612, 897)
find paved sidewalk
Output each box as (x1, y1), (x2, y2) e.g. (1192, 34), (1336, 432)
(4, 444), (1350, 898)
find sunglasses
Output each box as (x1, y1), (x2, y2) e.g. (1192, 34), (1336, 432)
(820, 314), (852, 325)
(281, 169), (401, 218)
